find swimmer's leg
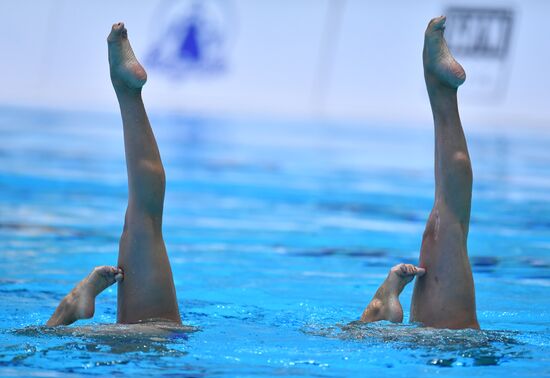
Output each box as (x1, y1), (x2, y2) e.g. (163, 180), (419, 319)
(46, 266), (123, 326)
(409, 16), (479, 329)
(360, 264), (425, 323)
(108, 22), (181, 324)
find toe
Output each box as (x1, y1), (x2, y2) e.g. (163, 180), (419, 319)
(426, 16), (446, 34)
(93, 265), (118, 278)
(392, 264), (414, 277)
(115, 268), (124, 282)
(406, 264), (417, 275)
(112, 22), (125, 32)
(415, 267), (426, 276)
(108, 22), (127, 42)
(395, 264), (424, 277)
(391, 264), (406, 276)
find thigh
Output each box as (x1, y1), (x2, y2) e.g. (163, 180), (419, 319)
(116, 209), (180, 324)
(410, 205), (478, 328)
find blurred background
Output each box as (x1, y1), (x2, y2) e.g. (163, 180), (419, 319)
(1, 0), (549, 128)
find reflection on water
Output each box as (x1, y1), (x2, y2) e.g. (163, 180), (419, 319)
(5, 323), (197, 370)
(304, 321), (527, 367)
(14, 321), (197, 339)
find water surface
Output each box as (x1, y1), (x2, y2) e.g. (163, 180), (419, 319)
(0, 106), (549, 377)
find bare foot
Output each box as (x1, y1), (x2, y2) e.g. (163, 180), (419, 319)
(423, 16), (465, 89)
(360, 264), (426, 323)
(46, 266), (123, 326)
(107, 22), (147, 91)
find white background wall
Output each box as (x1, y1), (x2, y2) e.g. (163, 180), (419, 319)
(0, 0), (549, 128)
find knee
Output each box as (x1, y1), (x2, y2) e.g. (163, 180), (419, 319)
(452, 151), (472, 174)
(422, 211), (439, 242)
(448, 151), (473, 185)
(422, 221), (436, 242)
(138, 160), (166, 187)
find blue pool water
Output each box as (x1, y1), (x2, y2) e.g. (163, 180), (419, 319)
(0, 106), (549, 377)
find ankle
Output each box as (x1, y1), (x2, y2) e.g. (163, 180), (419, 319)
(114, 86), (142, 101)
